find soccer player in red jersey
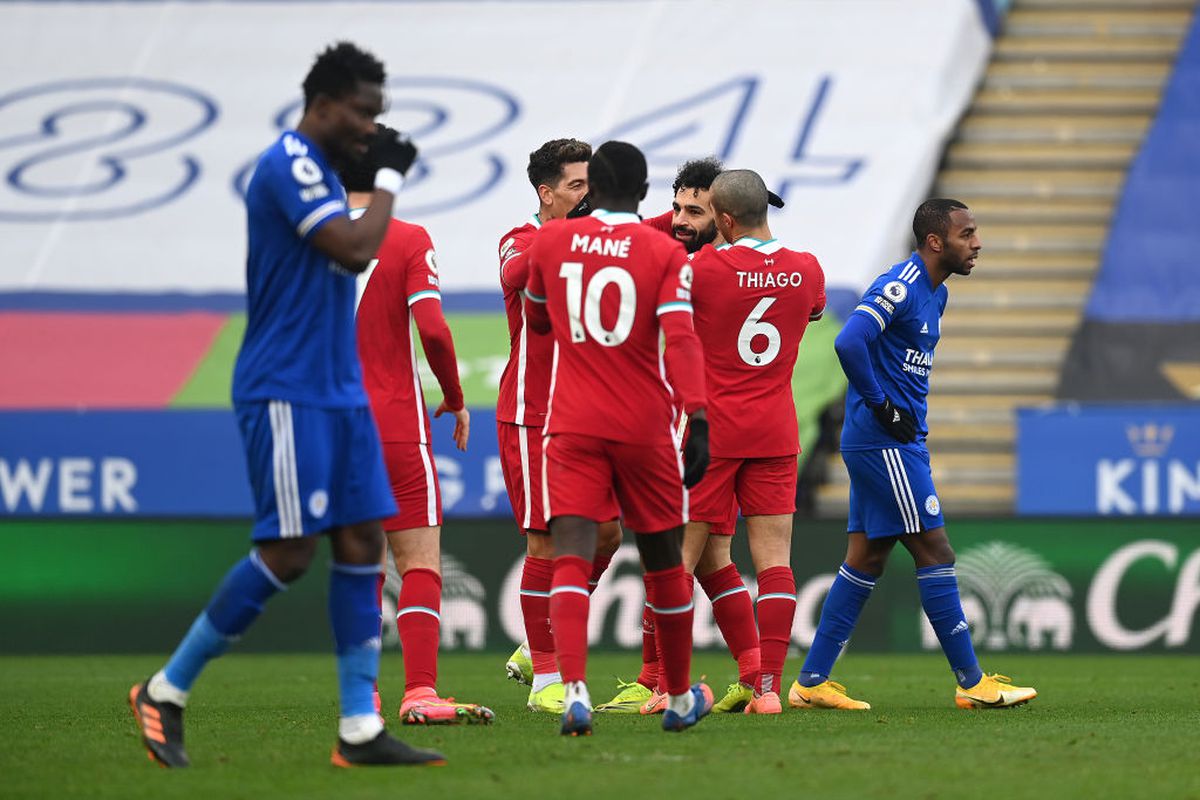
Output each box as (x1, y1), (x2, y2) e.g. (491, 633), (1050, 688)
(684, 169), (826, 714)
(341, 134), (494, 726)
(497, 139), (626, 713)
(523, 140), (714, 736)
(595, 158), (725, 715)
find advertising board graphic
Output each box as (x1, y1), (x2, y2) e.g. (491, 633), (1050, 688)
(1018, 405), (1200, 516)
(0, 0), (989, 313)
(3, 518), (1196, 654)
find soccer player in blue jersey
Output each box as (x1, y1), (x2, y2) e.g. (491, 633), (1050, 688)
(128, 42), (445, 768)
(789, 199), (1038, 711)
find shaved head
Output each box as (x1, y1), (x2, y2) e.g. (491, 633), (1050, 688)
(710, 169), (768, 227)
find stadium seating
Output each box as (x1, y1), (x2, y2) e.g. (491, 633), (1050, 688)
(818, 0), (1195, 516)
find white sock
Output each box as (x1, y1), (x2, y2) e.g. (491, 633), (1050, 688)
(668, 690), (695, 717)
(563, 680), (591, 709)
(532, 672), (563, 693)
(147, 670), (189, 708)
(339, 713), (384, 744)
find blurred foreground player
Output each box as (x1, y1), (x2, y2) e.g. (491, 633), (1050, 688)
(341, 137), (494, 726)
(496, 139), (623, 712)
(127, 43), (445, 768)
(792, 199), (1037, 710)
(683, 169), (826, 715)
(523, 140), (713, 735)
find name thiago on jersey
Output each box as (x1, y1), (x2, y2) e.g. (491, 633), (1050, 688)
(737, 270), (804, 289)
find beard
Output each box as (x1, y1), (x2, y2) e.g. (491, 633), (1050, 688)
(675, 223), (718, 253)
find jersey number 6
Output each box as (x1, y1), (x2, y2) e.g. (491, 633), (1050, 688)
(738, 296), (781, 366)
(559, 262), (636, 347)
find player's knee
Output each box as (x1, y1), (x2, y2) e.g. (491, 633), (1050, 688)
(917, 527), (955, 566)
(526, 530), (554, 559)
(596, 521), (623, 556)
(257, 538), (318, 584)
(635, 528), (683, 572)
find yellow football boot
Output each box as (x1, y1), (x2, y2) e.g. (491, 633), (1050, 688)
(788, 679), (871, 710)
(955, 673), (1037, 709)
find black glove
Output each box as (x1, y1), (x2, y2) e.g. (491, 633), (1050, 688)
(767, 190), (785, 209)
(682, 416), (710, 489)
(870, 397), (918, 443)
(565, 193), (592, 218)
(366, 123), (419, 177)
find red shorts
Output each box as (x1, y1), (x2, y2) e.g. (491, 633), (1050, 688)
(544, 432), (685, 533)
(498, 421), (547, 533)
(688, 455), (797, 532)
(706, 495), (740, 537)
(381, 441), (442, 531)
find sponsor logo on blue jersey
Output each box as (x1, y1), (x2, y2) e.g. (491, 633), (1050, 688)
(841, 251), (948, 451)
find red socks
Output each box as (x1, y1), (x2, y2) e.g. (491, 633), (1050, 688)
(550, 555), (592, 684)
(520, 556), (558, 675)
(396, 568), (442, 694)
(699, 564), (761, 688)
(644, 565), (695, 697)
(755, 566), (797, 695)
(637, 602), (660, 690)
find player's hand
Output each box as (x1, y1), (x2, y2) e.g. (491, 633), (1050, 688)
(682, 415), (710, 489)
(435, 403), (469, 450)
(869, 397), (917, 443)
(367, 123), (419, 178)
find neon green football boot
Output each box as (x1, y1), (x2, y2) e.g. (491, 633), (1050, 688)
(527, 681), (566, 713)
(505, 641), (533, 687)
(711, 681), (755, 713)
(594, 679), (653, 713)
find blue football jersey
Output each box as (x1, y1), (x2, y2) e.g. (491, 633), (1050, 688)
(232, 130), (367, 408)
(840, 252), (947, 451)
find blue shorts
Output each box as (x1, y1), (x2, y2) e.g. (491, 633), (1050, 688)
(843, 446), (944, 538)
(235, 400), (397, 541)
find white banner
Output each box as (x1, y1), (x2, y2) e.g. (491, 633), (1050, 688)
(0, 1), (989, 303)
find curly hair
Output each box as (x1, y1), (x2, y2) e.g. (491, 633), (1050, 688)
(302, 41), (385, 111)
(672, 157), (723, 193)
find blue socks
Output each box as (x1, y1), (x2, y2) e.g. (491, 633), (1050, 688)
(164, 549), (285, 691)
(329, 562), (383, 720)
(798, 563), (876, 687)
(917, 563), (983, 688)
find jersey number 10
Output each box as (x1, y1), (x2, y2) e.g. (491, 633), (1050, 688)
(559, 262), (636, 347)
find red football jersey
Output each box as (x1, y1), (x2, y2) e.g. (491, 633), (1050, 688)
(525, 210), (701, 444)
(690, 237), (826, 458)
(497, 216), (554, 427)
(644, 209), (673, 235)
(355, 218), (445, 443)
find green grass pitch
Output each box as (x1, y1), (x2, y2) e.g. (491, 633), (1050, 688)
(3, 652), (1197, 799)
